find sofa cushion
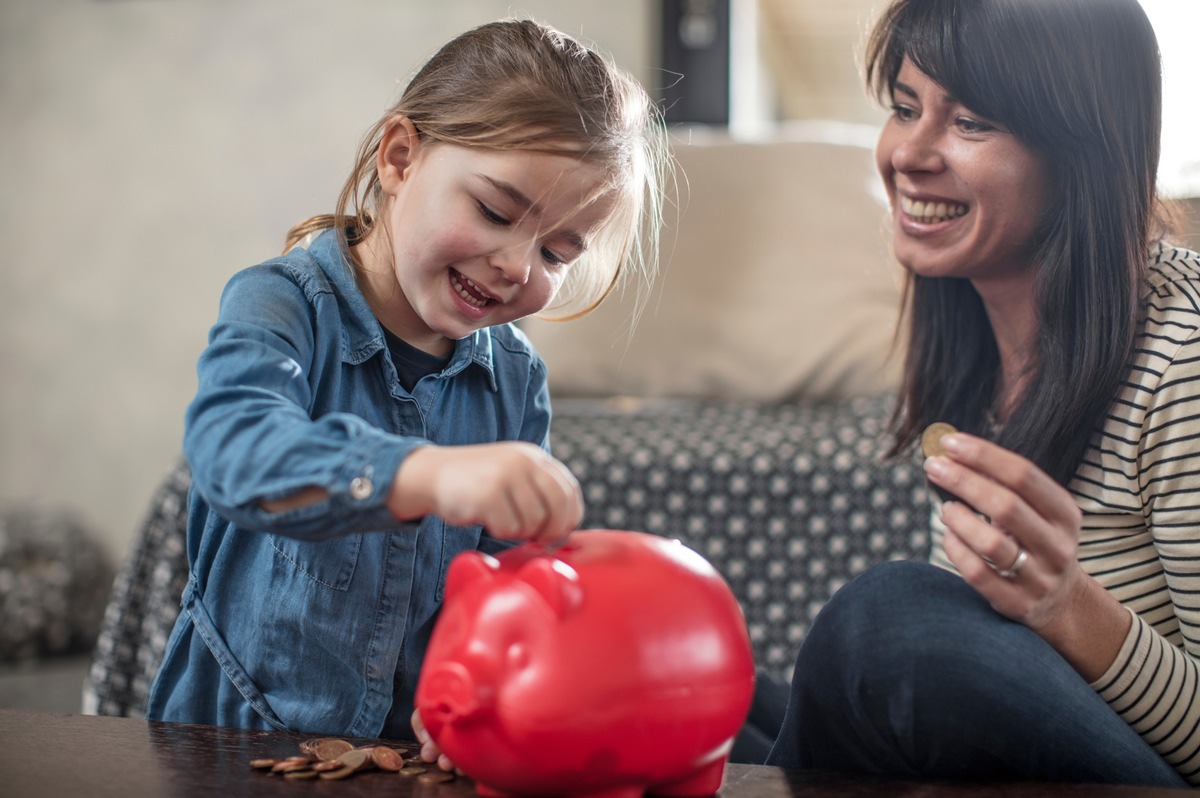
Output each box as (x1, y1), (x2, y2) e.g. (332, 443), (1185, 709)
(522, 125), (904, 402)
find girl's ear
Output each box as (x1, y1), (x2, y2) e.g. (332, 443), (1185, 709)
(377, 116), (422, 196)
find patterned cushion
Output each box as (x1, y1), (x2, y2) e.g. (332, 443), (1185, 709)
(551, 392), (930, 680)
(0, 507), (114, 663)
(85, 392), (931, 715)
(85, 460), (189, 717)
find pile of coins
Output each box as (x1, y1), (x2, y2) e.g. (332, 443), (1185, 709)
(249, 737), (456, 784)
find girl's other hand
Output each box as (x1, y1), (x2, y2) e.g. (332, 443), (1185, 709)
(389, 442), (583, 546)
(411, 709), (457, 772)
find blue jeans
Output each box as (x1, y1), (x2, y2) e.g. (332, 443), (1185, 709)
(764, 560), (1187, 788)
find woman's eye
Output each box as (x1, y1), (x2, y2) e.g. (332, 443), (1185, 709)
(890, 103), (917, 122)
(477, 202), (509, 226)
(956, 116), (996, 134)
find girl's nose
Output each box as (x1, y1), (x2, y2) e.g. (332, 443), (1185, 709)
(490, 242), (534, 285)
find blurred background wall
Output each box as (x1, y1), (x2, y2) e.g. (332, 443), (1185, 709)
(0, 0), (660, 567)
(1, 0), (1195, 572)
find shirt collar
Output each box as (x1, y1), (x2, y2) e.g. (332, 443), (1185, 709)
(306, 229), (498, 391)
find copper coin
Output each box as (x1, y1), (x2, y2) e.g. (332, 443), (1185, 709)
(921, 422), (958, 458)
(318, 765), (358, 781)
(271, 757), (312, 773)
(311, 760), (344, 772)
(302, 737), (354, 761)
(418, 770), (455, 784)
(249, 759), (278, 770)
(369, 746), (405, 772)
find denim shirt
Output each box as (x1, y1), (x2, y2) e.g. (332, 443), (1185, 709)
(146, 230), (545, 736)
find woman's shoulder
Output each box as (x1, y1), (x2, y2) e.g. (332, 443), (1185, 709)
(1145, 241), (1200, 294)
(1144, 243), (1200, 318)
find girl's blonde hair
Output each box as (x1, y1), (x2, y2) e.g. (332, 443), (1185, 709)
(286, 18), (668, 320)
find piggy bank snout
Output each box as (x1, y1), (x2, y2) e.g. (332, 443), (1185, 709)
(419, 661), (490, 725)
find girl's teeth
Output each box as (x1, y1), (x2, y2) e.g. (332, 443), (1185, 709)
(901, 196), (969, 223)
(451, 273), (489, 308)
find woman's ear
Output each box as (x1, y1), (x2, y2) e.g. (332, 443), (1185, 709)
(377, 116), (422, 196)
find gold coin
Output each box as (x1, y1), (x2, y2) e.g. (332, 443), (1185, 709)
(921, 422), (958, 458)
(283, 769), (319, 780)
(399, 765), (427, 777)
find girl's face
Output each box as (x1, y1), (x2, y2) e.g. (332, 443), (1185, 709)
(876, 59), (1052, 286)
(365, 119), (614, 355)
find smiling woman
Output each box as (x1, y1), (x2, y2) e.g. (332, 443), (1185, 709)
(758, 0), (1200, 788)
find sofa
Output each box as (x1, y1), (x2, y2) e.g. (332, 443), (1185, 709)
(85, 125), (933, 716)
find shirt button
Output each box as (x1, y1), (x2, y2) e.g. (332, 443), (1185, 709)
(349, 476), (373, 500)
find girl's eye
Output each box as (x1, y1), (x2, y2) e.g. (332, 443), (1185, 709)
(541, 247), (567, 268)
(890, 103), (918, 122)
(477, 202), (509, 226)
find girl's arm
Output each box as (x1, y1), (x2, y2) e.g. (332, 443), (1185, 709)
(185, 263), (419, 540)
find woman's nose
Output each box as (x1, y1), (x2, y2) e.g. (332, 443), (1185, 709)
(890, 123), (945, 174)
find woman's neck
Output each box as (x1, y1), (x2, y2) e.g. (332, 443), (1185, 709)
(974, 273), (1039, 422)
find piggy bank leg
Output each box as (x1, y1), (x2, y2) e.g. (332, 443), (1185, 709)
(648, 758), (726, 797)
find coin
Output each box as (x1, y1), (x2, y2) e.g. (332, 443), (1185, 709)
(399, 765), (427, 777)
(249, 759), (278, 770)
(284, 769), (319, 780)
(418, 770), (455, 784)
(302, 737), (354, 761)
(921, 422), (958, 458)
(271, 756), (312, 773)
(368, 746), (405, 772)
(311, 760), (344, 772)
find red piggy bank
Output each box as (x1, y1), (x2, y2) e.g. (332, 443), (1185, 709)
(416, 529), (756, 798)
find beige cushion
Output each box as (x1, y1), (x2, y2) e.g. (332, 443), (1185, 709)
(522, 126), (904, 403)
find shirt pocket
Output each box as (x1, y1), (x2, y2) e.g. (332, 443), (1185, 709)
(269, 533), (362, 590)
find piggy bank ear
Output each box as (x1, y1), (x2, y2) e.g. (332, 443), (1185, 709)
(445, 551), (500, 598)
(517, 558), (583, 618)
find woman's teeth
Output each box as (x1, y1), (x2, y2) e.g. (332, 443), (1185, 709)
(901, 196), (968, 223)
(451, 273), (491, 308)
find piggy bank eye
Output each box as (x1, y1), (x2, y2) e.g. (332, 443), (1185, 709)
(506, 643), (529, 670)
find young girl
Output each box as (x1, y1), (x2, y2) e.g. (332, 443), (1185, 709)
(146, 18), (667, 741)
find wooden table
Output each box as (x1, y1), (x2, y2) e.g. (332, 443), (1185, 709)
(0, 709), (1186, 797)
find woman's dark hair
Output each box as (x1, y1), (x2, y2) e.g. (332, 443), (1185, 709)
(866, 0), (1167, 485)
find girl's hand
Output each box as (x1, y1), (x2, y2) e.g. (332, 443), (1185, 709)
(923, 431), (1084, 632)
(411, 709), (456, 773)
(389, 442), (583, 546)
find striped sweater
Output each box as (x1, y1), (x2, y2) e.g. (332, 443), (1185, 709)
(930, 243), (1200, 784)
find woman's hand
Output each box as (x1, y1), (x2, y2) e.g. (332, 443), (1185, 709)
(388, 442), (583, 546)
(924, 431), (1131, 680)
(411, 709), (457, 773)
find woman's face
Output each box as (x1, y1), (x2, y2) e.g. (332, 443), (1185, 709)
(876, 59), (1053, 285)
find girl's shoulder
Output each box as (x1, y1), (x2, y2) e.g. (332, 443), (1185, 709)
(225, 230), (357, 304)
